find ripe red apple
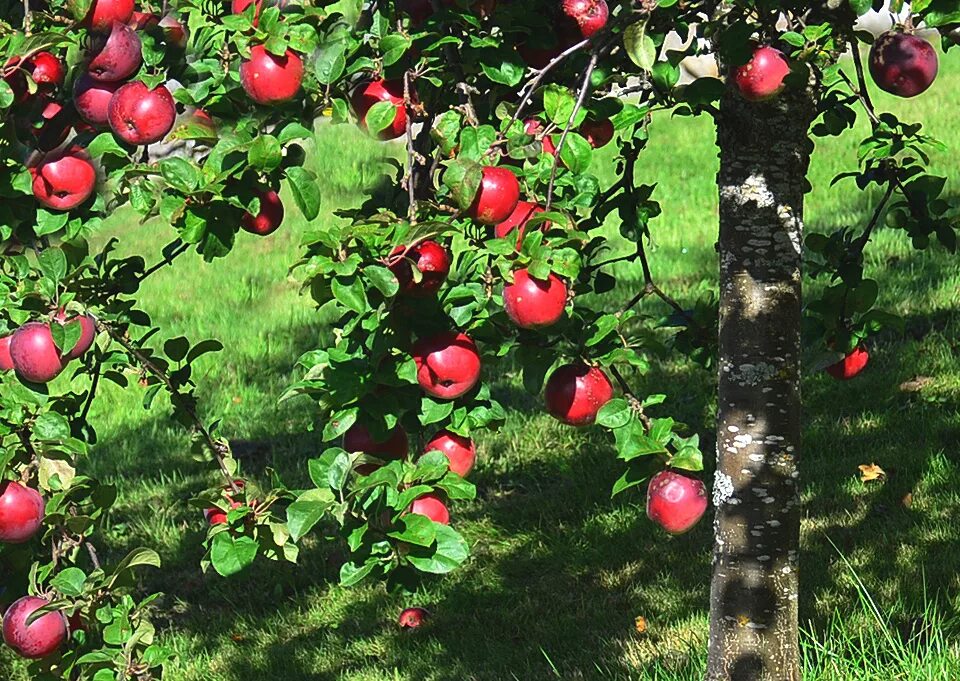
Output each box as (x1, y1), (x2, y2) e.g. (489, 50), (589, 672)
(869, 32), (938, 98)
(495, 201), (546, 248)
(2, 596), (67, 659)
(10, 322), (64, 383)
(232, 0), (263, 24)
(343, 424), (409, 461)
(87, 20), (143, 82)
(411, 331), (482, 400)
(241, 188), (284, 236)
(524, 119), (557, 157)
(108, 81), (176, 145)
(580, 118), (614, 148)
(240, 45), (303, 105)
(54, 311), (96, 361)
(732, 46), (791, 102)
(409, 493), (450, 525)
(74, 74), (123, 126)
(467, 166), (520, 226)
(389, 240), (451, 297)
(351, 79), (408, 141)
(158, 14), (188, 48)
(646, 470), (708, 535)
(503, 269), (567, 330)
(25, 52), (65, 88)
(398, 606), (429, 628)
(203, 479), (246, 525)
(0, 481), (45, 544)
(84, 0), (136, 32)
(0, 335), (13, 372)
(31, 150), (97, 212)
(544, 363), (613, 426)
(826, 345), (869, 380)
(423, 430), (476, 477)
(562, 0), (609, 38)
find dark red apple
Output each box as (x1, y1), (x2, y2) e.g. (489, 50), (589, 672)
(351, 79), (408, 141)
(240, 45), (303, 105)
(0, 335), (13, 372)
(524, 119), (557, 157)
(74, 74), (123, 126)
(2, 596), (67, 659)
(495, 201), (547, 248)
(826, 345), (869, 380)
(108, 81), (176, 145)
(503, 268), (567, 329)
(25, 52), (65, 88)
(9, 322), (64, 383)
(869, 32), (938, 98)
(241, 188), (284, 236)
(409, 493), (450, 525)
(389, 240), (451, 297)
(732, 46), (791, 102)
(423, 430), (476, 477)
(31, 150), (96, 212)
(467, 166), (520, 226)
(84, 0), (136, 32)
(0, 481), (44, 544)
(129, 10), (160, 29)
(398, 606), (429, 628)
(561, 0), (609, 38)
(580, 118), (614, 148)
(343, 424), (409, 462)
(411, 331), (482, 400)
(87, 20), (142, 82)
(159, 14), (188, 48)
(544, 363), (613, 426)
(646, 470), (708, 535)
(54, 311), (96, 361)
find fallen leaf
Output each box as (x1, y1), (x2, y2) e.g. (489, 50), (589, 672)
(859, 463), (886, 483)
(902, 492), (913, 508)
(899, 376), (934, 393)
(634, 616), (648, 634)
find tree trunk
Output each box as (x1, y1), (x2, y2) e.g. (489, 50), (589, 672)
(707, 84), (816, 681)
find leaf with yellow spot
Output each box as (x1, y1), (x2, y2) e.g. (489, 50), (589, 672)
(859, 463), (886, 483)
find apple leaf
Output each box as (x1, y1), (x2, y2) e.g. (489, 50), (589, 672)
(51, 567), (87, 597)
(407, 524), (469, 574)
(314, 40), (347, 84)
(340, 559), (378, 587)
(365, 101), (401, 138)
(285, 167), (322, 220)
(286, 488), (336, 541)
(596, 399), (632, 429)
(388, 513), (437, 547)
(210, 534), (259, 577)
(624, 22), (657, 72)
(442, 158), (483, 211)
(611, 465), (648, 498)
(248, 135), (282, 171)
(558, 133), (592, 175)
(160, 158), (199, 194)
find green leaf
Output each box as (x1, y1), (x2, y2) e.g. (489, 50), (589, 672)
(37, 248), (67, 283)
(596, 398), (632, 429)
(35, 209), (69, 237)
(210, 534), (259, 577)
(611, 466), (648, 497)
(248, 135), (282, 171)
(286, 488), (335, 541)
(543, 84), (579, 128)
(331, 275), (368, 313)
(624, 21), (657, 71)
(0, 80), (13, 108)
(285, 167), (322, 220)
(442, 158), (483, 211)
(51, 567), (87, 597)
(365, 101), (402, 137)
(365, 265), (400, 297)
(419, 396), (454, 426)
(160, 158), (199, 193)
(314, 41), (347, 84)
(340, 558), (377, 586)
(33, 412), (71, 441)
(558, 133), (592, 174)
(388, 513), (438, 547)
(407, 524), (469, 574)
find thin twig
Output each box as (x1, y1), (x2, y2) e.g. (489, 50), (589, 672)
(545, 52), (598, 209)
(78, 360), (102, 424)
(136, 241), (190, 285)
(404, 70), (418, 223)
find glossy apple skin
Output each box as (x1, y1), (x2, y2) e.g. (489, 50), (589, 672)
(424, 430), (476, 477)
(108, 82), (176, 145)
(0, 335), (13, 371)
(31, 151), (96, 212)
(352, 79), (407, 141)
(524, 119), (557, 157)
(398, 606), (429, 628)
(409, 493), (450, 525)
(87, 21), (142, 82)
(9, 322), (64, 383)
(580, 118), (614, 148)
(85, 0), (136, 32)
(241, 188), (284, 235)
(503, 269), (567, 330)
(733, 46), (791, 102)
(54, 311), (96, 361)
(204, 500), (241, 525)
(468, 166), (520, 226)
(545, 363), (613, 426)
(343, 424), (409, 461)
(495, 201), (546, 249)
(869, 32), (938, 98)
(0, 481), (45, 544)
(389, 240), (451, 297)
(2, 596), (67, 659)
(562, 0), (609, 38)
(412, 331), (482, 400)
(26, 52), (65, 88)
(646, 470), (708, 535)
(74, 74), (123, 126)
(240, 46), (303, 105)
(826, 345), (869, 380)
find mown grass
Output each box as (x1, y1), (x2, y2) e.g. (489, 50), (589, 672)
(4, 56), (960, 680)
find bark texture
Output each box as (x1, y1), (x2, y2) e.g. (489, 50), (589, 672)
(707, 85), (816, 681)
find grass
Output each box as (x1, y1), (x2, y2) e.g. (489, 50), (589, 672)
(4, 58), (960, 679)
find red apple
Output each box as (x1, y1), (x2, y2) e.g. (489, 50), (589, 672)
(26, 101), (73, 152)
(2, 596), (66, 659)
(108, 81), (176, 145)
(54, 311), (96, 361)
(85, 0), (136, 32)
(0, 335), (13, 372)
(423, 430), (476, 477)
(74, 74), (123, 126)
(31, 150), (97, 212)
(351, 79), (408, 141)
(544, 363), (613, 426)
(159, 14), (188, 48)
(732, 46), (791, 102)
(343, 424), (409, 461)
(241, 188), (284, 236)
(409, 493), (450, 525)
(240, 45), (303, 105)
(524, 119), (557, 157)
(203, 479), (246, 525)
(826, 345), (869, 380)
(232, 0), (263, 24)
(25, 52), (65, 88)
(580, 118), (614, 148)
(495, 201), (547, 248)
(0, 481), (44, 544)
(411, 331), (482, 400)
(129, 10), (160, 29)
(398, 606), (429, 628)
(561, 0), (609, 38)
(646, 470), (708, 535)
(87, 20), (143, 82)
(467, 166), (520, 226)
(869, 32), (938, 98)
(503, 268), (567, 330)
(389, 240), (451, 297)
(9, 322), (64, 383)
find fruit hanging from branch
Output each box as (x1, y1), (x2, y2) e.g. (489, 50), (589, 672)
(240, 45), (304, 105)
(423, 430), (477, 477)
(87, 21), (143, 83)
(352, 79), (409, 141)
(732, 45), (791, 102)
(108, 81), (176, 145)
(869, 31), (939, 98)
(468, 166), (520, 226)
(646, 470), (708, 535)
(9, 322), (64, 383)
(30, 150), (96, 212)
(544, 363), (613, 426)
(826, 345), (869, 380)
(0, 481), (45, 544)
(503, 269), (568, 330)
(412, 331), (482, 400)
(409, 493), (450, 525)
(241, 188), (285, 236)
(389, 241), (451, 297)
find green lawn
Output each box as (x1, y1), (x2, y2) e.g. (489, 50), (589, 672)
(5, 59), (960, 680)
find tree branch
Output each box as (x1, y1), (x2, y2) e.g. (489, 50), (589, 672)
(545, 52), (598, 209)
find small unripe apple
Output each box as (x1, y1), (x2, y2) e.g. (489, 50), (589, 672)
(343, 424), (409, 461)
(826, 345), (869, 380)
(108, 81), (176, 145)
(54, 311), (96, 361)
(732, 46), (791, 102)
(424, 430), (476, 477)
(398, 606), (429, 628)
(84, 0), (136, 32)
(26, 52), (65, 88)
(240, 45), (303, 105)
(869, 32), (938, 98)
(467, 166), (520, 226)
(495, 201), (546, 249)
(31, 151), (97, 212)
(0, 481), (45, 544)
(241, 188), (284, 236)
(2, 596), (67, 659)
(646, 470), (708, 535)
(0, 335), (13, 372)
(352, 79), (408, 141)
(503, 269), (567, 330)
(409, 493), (450, 525)
(87, 20), (143, 82)
(389, 240), (451, 297)
(580, 118), (614, 148)
(9, 322), (64, 383)
(562, 0), (608, 38)
(544, 363), (613, 426)
(524, 119), (557, 157)
(411, 331), (482, 400)
(74, 74), (123, 127)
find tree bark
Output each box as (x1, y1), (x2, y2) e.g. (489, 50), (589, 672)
(707, 84), (816, 681)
